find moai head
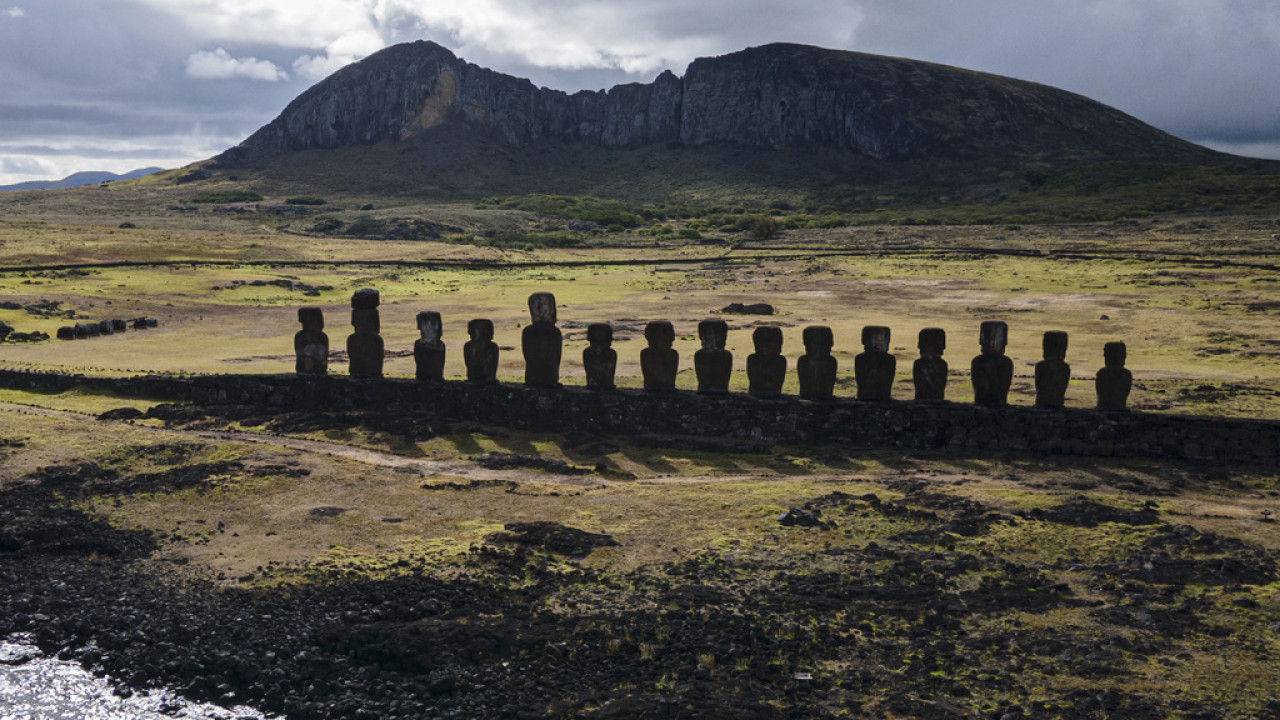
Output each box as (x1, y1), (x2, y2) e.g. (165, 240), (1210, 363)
(1104, 341), (1127, 368)
(861, 325), (890, 353)
(468, 318), (494, 342)
(528, 292), (557, 324)
(698, 319), (728, 351)
(587, 323), (613, 348)
(351, 288), (380, 310)
(979, 321), (1008, 356)
(1043, 331), (1068, 361)
(803, 325), (834, 356)
(298, 307), (324, 331)
(645, 320), (675, 349)
(753, 326), (783, 355)
(918, 327), (945, 357)
(417, 311), (442, 343)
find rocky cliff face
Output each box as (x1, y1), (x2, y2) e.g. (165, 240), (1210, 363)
(216, 41), (1207, 167)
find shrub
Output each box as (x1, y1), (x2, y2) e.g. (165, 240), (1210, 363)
(192, 189), (263, 203)
(749, 215), (780, 240)
(285, 196), (326, 205)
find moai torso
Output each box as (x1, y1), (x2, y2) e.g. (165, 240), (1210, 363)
(414, 311), (446, 382)
(464, 319), (499, 383)
(971, 320), (1013, 406)
(747, 326), (787, 397)
(347, 288), (383, 379)
(797, 325), (837, 400)
(855, 325), (895, 401)
(583, 323), (617, 390)
(522, 292), (562, 387)
(1034, 330), (1071, 408)
(912, 327), (947, 401)
(294, 306), (329, 376)
(1096, 341), (1133, 411)
(641, 321), (679, 392)
(694, 319), (732, 393)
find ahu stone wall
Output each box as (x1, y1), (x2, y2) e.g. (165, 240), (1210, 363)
(2, 368), (1278, 466)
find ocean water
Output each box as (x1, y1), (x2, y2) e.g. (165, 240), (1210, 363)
(0, 636), (272, 720)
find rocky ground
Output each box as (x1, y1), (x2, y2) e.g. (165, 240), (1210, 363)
(3, 405), (1280, 719)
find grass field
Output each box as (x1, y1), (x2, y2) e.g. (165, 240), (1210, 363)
(2, 183), (1278, 415)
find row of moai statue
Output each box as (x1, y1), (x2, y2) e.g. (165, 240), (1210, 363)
(294, 291), (1133, 410)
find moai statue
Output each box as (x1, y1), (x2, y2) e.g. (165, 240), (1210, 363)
(294, 306), (329, 376)
(641, 320), (679, 392)
(522, 292), (562, 388)
(346, 289), (383, 379)
(913, 327), (947, 401)
(1034, 330), (1071, 408)
(855, 325), (895, 401)
(797, 325), (837, 400)
(747, 326), (787, 397)
(971, 320), (1013, 406)
(582, 323), (617, 390)
(414, 311), (446, 382)
(1096, 341), (1133, 411)
(694, 319), (733, 394)
(464, 318), (499, 383)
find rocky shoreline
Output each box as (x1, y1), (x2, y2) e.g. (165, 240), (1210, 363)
(3, 421), (1280, 718)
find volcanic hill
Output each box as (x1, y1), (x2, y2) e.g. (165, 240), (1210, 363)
(210, 41), (1223, 198)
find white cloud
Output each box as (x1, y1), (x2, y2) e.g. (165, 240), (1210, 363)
(0, 155), (55, 176)
(135, 0), (865, 82)
(186, 48), (288, 81)
(3, 6), (25, 18)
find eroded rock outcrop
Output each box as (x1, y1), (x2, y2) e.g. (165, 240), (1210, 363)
(217, 41), (1208, 168)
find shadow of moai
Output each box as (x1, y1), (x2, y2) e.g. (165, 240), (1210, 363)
(797, 325), (837, 400)
(347, 289), (384, 379)
(464, 318), (499, 383)
(971, 320), (1012, 406)
(641, 321), (678, 392)
(522, 292), (562, 387)
(747, 326), (786, 397)
(294, 307), (329, 376)
(1096, 341), (1133, 411)
(583, 323), (617, 390)
(1034, 330), (1070, 408)
(414, 311), (446, 382)
(855, 325), (895, 401)
(913, 327), (947, 400)
(694, 319), (732, 394)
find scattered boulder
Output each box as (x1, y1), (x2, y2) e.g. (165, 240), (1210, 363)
(777, 508), (822, 527)
(98, 407), (145, 421)
(721, 302), (774, 315)
(486, 521), (618, 556)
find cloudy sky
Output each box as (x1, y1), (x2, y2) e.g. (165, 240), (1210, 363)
(2, 0), (1279, 184)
